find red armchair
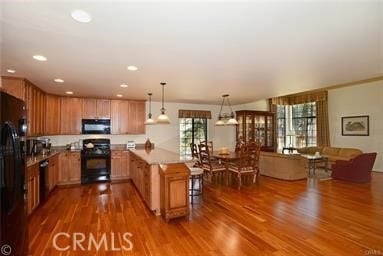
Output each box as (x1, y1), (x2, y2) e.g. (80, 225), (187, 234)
(331, 153), (377, 183)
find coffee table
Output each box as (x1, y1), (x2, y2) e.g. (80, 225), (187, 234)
(302, 155), (329, 176)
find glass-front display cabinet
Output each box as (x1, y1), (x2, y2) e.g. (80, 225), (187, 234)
(236, 110), (275, 152)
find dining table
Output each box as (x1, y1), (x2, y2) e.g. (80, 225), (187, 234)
(212, 151), (241, 186)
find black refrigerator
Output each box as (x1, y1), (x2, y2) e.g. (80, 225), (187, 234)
(0, 92), (28, 255)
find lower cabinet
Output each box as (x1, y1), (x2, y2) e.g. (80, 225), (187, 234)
(27, 164), (40, 215)
(111, 150), (130, 180)
(48, 154), (59, 192)
(59, 151), (81, 185)
(160, 163), (190, 222)
(129, 153), (155, 211)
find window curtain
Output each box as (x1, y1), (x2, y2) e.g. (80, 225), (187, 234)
(178, 109), (212, 119)
(270, 90), (330, 147)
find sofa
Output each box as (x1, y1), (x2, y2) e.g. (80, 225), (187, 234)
(259, 152), (307, 180)
(331, 153), (377, 183)
(297, 146), (362, 170)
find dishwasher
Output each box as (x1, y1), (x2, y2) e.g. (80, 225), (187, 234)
(39, 159), (49, 202)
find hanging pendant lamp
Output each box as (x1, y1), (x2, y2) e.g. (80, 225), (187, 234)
(145, 93), (156, 125)
(156, 82), (170, 124)
(215, 94), (238, 126)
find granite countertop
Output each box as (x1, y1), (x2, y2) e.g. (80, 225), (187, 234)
(130, 148), (193, 165)
(26, 148), (81, 167)
(26, 151), (61, 167)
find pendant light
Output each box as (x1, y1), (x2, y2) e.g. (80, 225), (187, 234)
(215, 94), (238, 126)
(144, 93), (156, 125)
(156, 82), (170, 124)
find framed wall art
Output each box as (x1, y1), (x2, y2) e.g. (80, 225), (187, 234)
(341, 115), (369, 136)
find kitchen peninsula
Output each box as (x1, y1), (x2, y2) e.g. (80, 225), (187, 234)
(129, 148), (191, 216)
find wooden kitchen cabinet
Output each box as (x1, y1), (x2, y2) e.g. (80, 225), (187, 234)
(25, 81), (46, 136)
(27, 163), (40, 215)
(45, 94), (61, 135)
(48, 154), (59, 192)
(111, 100), (145, 134)
(111, 150), (130, 180)
(128, 101), (146, 134)
(160, 163), (190, 222)
(83, 98), (110, 119)
(111, 100), (130, 134)
(0, 76), (26, 100)
(59, 152), (81, 185)
(61, 97), (83, 134)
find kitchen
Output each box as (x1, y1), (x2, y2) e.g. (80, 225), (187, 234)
(3, 1), (382, 255)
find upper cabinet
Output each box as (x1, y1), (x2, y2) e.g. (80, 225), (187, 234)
(128, 101), (145, 134)
(0, 77), (26, 100)
(1, 76), (146, 136)
(111, 100), (130, 134)
(45, 94), (61, 135)
(61, 97), (83, 134)
(82, 99), (110, 119)
(111, 100), (145, 134)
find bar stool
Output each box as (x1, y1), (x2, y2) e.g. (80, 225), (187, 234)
(189, 167), (204, 204)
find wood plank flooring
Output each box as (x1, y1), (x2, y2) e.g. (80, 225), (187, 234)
(28, 174), (383, 255)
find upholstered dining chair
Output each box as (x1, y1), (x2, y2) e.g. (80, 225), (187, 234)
(228, 141), (261, 189)
(198, 143), (225, 183)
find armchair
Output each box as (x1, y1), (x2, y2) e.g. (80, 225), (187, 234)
(331, 153), (377, 183)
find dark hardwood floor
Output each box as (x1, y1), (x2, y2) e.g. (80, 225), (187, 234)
(28, 173), (383, 256)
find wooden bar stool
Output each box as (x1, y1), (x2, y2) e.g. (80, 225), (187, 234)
(189, 167), (204, 204)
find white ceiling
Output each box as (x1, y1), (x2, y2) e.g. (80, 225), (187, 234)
(1, 1), (382, 105)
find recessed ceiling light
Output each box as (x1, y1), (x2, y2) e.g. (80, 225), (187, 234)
(7, 69), (16, 73)
(54, 78), (64, 83)
(127, 66), (138, 71)
(33, 55), (47, 61)
(120, 84), (128, 88)
(65, 91), (73, 95)
(116, 94), (123, 97)
(71, 9), (92, 23)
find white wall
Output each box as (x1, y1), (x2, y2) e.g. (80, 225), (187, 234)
(328, 80), (383, 171)
(233, 99), (269, 111)
(45, 101), (235, 153)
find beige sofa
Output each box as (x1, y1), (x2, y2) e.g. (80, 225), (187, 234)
(297, 146), (362, 169)
(259, 152), (307, 180)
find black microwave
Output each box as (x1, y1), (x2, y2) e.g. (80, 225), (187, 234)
(82, 119), (111, 134)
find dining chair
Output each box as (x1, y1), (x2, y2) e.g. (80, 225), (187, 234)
(190, 143), (201, 167)
(198, 143), (225, 183)
(228, 141), (261, 189)
(200, 140), (213, 154)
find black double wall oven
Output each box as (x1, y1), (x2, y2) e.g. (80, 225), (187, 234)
(81, 139), (111, 184)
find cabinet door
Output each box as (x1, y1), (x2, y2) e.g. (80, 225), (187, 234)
(61, 97), (83, 134)
(27, 166), (33, 215)
(97, 99), (111, 119)
(111, 151), (122, 178)
(122, 151), (130, 177)
(119, 101), (130, 134)
(59, 153), (69, 183)
(1, 77), (25, 100)
(167, 176), (188, 210)
(68, 153), (81, 182)
(82, 98), (97, 119)
(45, 94), (61, 135)
(128, 101), (145, 134)
(111, 100), (120, 134)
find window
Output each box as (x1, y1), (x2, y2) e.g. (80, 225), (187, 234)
(276, 102), (317, 149)
(179, 118), (208, 157)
